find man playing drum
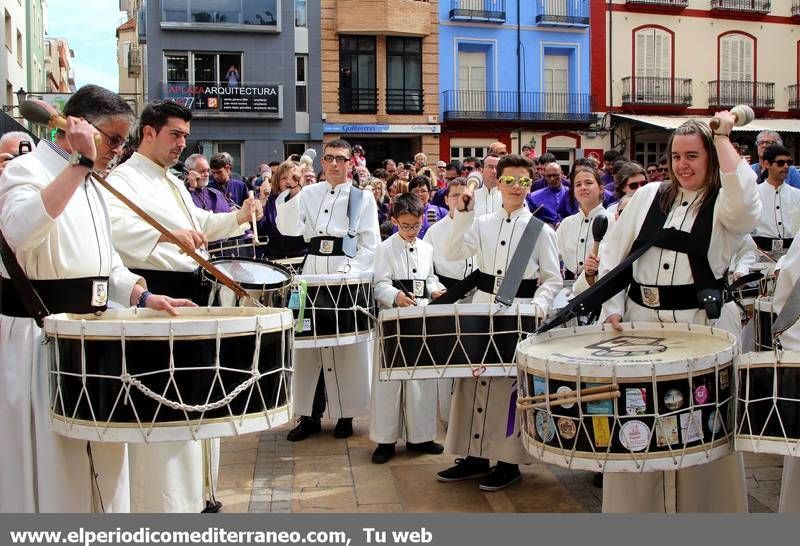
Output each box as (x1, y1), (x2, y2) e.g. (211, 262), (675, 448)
(276, 139), (380, 442)
(104, 100), (263, 513)
(0, 85), (194, 512)
(438, 154), (562, 491)
(597, 113), (760, 512)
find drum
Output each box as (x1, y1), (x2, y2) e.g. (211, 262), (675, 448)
(379, 303), (538, 380)
(290, 272), (375, 349)
(44, 307), (294, 443)
(735, 351), (800, 456)
(208, 237), (267, 260)
(754, 296), (776, 351)
(201, 257), (292, 308)
(752, 262), (777, 298)
(517, 322), (737, 473)
(271, 256), (305, 276)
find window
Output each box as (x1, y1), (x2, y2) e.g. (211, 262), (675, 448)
(386, 37), (422, 114)
(634, 140), (668, 170)
(635, 28), (672, 79)
(339, 35), (376, 113)
(122, 41), (131, 69)
(450, 146), (488, 162)
(164, 51), (243, 85)
(296, 55), (307, 113)
(4, 11), (11, 51)
(720, 33), (753, 82)
(295, 0), (306, 27)
(162, 0), (279, 27)
(285, 142), (307, 158)
(16, 30), (22, 65)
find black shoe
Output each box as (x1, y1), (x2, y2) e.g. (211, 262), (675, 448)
(436, 457), (491, 482)
(406, 441), (444, 455)
(592, 472), (603, 488)
(371, 443), (396, 464)
(333, 417), (353, 439)
(286, 416), (321, 442)
(478, 463), (521, 491)
(201, 499), (223, 513)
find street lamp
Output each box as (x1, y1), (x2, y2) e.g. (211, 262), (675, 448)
(2, 87), (27, 112)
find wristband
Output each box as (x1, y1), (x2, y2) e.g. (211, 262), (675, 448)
(137, 290), (152, 308)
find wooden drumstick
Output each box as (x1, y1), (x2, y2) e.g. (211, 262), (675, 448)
(518, 383), (618, 404)
(248, 190), (259, 250)
(520, 390), (620, 411)
(709, 104), (755, 131)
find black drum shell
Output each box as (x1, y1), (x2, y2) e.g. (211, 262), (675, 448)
(292, 281), (374, 338)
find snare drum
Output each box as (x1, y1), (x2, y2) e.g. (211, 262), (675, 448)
(290, 272), (375, 349)
(754, 296), (776, 351)
(208, 237), (267, 260)
(735, 351), (800, 456)
(379, 303), (538, 380)
(44, 307), (293, 443)
(517, 322), (736, 473)
(202, 258), (292, 308)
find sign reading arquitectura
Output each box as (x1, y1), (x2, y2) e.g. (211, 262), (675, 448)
(162, 83), (283, 118)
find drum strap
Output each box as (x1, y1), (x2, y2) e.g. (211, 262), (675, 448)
(343, 185), (365, 259)
(495, 216), (546, 306)
(0, 231), (50, 327)
(772, 280), (800, 344)
(392, 279), (430, 300)
(752, 235), (793, 253)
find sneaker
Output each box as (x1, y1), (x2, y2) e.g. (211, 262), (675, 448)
(333, 417), (353, 439)
(406, 441), (444, 455)
(435, 457), (491, 482)
(592, 472), (603, 488)
(286, 416), (321, 442)
(371, 443), (396, 464)
(478, 463), (521, 491)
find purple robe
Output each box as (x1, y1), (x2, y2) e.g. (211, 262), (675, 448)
(190, 186), (231, 213)
(257, 194), (308, 259)
(527, 185), (568, 225)
(209, 177), (248, 207)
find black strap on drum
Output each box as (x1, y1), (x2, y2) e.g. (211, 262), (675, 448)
(343, 185), (364, 258)
(307, 236), (346, 257)
(392, 279), (431, 300)
(753, 235), (794, 252)
(0, 231), (50, 327)
(430, 270), (480, 305)
(130, 268), (201, 303)
(495, 216), (545, 306)
(0, 276), (109, 320)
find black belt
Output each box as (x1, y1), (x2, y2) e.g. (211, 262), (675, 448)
(563, 269), (576, 281)
(0, 276), (109, 318)
(308, 236), (345, 257)
(392, 279), (430, 299)
(628, 280), (727, 311)
(130, 268), (201, 302)
(477, 271), (538, 299)
(437, 273), (462, 290)
(753, 236), (793, 252)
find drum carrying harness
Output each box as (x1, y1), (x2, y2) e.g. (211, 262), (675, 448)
(307, 183), (364, 259)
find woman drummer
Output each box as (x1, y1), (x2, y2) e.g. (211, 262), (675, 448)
(598, 113), (760, 512)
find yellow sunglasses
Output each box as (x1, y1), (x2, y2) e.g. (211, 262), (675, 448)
(498, 175), (533, 188)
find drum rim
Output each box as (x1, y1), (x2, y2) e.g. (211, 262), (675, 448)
(204, 256), (293, 290)
(296, 271), (373, 284)
(380, 302), (538, 318)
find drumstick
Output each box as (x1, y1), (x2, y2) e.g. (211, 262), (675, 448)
(519, 390), (620, 411)
(518, 383), (618, 404)
(248, 190), (259, 252)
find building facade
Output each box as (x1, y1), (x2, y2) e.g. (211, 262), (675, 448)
(25, 0), (46, 97)
(594, 0), (800, 165)
(44, 37), (75, 93)
(116, 10), (144, 114)
(2, 0), (29, 111)
(320, 0), (441, 169)
(139, 0), (323, 176)
(438, 0), (595, 168)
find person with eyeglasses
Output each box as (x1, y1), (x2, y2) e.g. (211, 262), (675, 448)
(276, 138), (379, 444)
(645, 163), (661, 182)
(184, 153), (229, 214)
(597, 115), (758, 513)
(751, 144), (800, 253)
(527, 161), (568, 226)
(398, 175), (447, 239)
(751, 130), (800, 188)
(437, 154), (561, 492)
(370, 192), (445, 464)
(606, 162), (648, 219)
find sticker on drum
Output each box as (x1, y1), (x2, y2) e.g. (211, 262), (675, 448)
(708, 410), (723, 434)
(532, 376), (546, 396)
(619, 420), (650, 452)
(694, 384), (710, 405)
(679, 410), (704, 443)
(586, 383), (613, 414)
(557, 417), (577, 440)
(664, 388), (684, 411)
(655, 416), (679, 447)
(535, 411), (556, 442)
(625, 387), (647, 416)
(592, 416), (611, 447)
(719, 368), (730, 390)
(288, 289), (301, 310)
(556, 386), (575, 409)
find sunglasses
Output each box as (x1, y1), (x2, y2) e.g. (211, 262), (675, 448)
(758, 140), (778, 147)
(323, 154), (349, 164)
(626, 181), (645, 190)
(646, 169), (657, 174)
(93, 124), (126, 149)
(498, 175), (533, 188)
(464, 166), (476, 172)
(771, 159), (794, 167)
(657, 167), (668, 173)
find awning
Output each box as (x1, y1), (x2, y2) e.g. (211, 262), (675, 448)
(612, 113), (800, 134)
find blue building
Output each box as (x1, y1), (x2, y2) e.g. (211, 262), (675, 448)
(438, 0), (594, 169)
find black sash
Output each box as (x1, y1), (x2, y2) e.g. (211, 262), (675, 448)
(0, 231), (51, 326)
(752, 235), (793, 252)
(0, 276), (109, 319)
(130, 268), (201, 302)
(392, 279), (430, 300)
(431, 270), (538, 304)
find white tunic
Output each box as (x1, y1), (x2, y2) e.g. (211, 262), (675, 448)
(444, 205), (562, 463)
(0, 140), (140, 512)
(104, 152), (245, 513)
(556, 204), (610, 277)
(276, 181), (379, 418)
(730, 234), (759, 277)
(599, 160), (759, 513)
(473, 184), (502, 218)
(369, 234), (442, 444)
(753, 181), (800, 240)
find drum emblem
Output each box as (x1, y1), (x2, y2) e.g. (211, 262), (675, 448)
(557, 417), (577, 440)
(663, 388), (684, 411)
(535, 411), (556, 442)
(585, 336), (667, 358)
(619, 420), (650, 452)
(640, 286), (660, 307)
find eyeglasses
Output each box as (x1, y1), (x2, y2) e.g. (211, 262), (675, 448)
(323, 154), (349, 164)
(771, 159), (794, 167)
(398, 222), (422, 232)
(93, 124), (126, 149)
(626, 181), (646, 190)
(758, 140), (778, 147)
(657, 167), (668, 173)
(498, 175), (533, 188)
(646, 169), (657, 174)
(464, 166), (475, 172)
(412, 187), (430, 194)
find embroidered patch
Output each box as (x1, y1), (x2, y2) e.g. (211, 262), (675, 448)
(772, 238), (784, 252)
(412, 279), (425, 297)
(91, 280), (108, 307)
(640, 285), (660, 307)
(493, 275), (504, 294)
(319, 239), (334, 255)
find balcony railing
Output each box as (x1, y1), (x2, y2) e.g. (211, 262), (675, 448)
(441, 90), (595, 122)
(127, 45), (142, 77)
(386, 89), (423, 114)
(708, 80), (774, 110)
(621, 77), (692, 106)
(339, 87), (377, 114)
(710, 0), (770, 14)
(625, 0), (688, 7)
(449, 0), (506, 23)
(793, 0), (800, 16)
(535, 0), (589, 26)
(789, 84), (799, 111)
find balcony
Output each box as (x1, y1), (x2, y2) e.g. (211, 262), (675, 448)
(161, 81), (283, 118)
(793, 0), (800, 16)
(127, 45), (142, 77)
(535, 0), (589, 27)
(336, 0), (432, 36)
(621, 77), (692, 111)
(386, 89), (423, 114)
(449, 0), (506, 23)
(339, 87), (378, 114)
(441, 90), (595, 122)
(710, 0), (770, 14)
(707, 80), (774, 110)
(625, 0), (687, 10)
(789, 85), (799, 114)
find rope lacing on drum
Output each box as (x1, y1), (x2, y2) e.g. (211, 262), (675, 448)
(121, 371), (260, 413)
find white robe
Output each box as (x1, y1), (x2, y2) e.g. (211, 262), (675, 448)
(443, 205), (562, 463)
(276, 181), (379, 418)
(753, 180), (800, 241)
(473, 184), (502, 218)
(599, 159), (759, 513)
(370, 234), (442, 444)
(104, 152), (245, 513)
(0, 140), (141, 512)
(556, 203), (611, 277)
